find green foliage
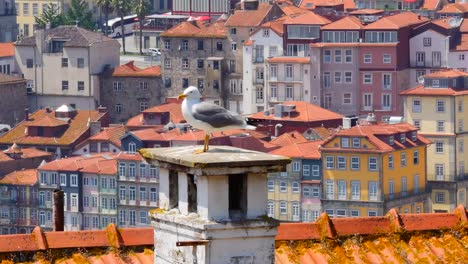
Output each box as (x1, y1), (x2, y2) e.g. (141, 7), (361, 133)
(134, 0), (151, 54)
(97, 0), (114, 35)
(64, 0), (95, 30)
(111, 0), (134, 54)
(34, 4), (65, 29)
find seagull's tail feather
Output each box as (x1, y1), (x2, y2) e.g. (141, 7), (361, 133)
(244, 125), (256, 130)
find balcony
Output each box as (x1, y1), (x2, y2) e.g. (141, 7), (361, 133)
(361, 105), (374, 111)
(253, 57), (264, 63)
(128, 200), (136, 206)
(0, 219), (10, 225)
(256, 98), (264, 104)
(119, 175), (126, 181)
(149, 201), (158, 207)
(254, 78), (264, 84)
(384, 187), (427, 201)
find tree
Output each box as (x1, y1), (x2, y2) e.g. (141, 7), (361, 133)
(97, 0), (114, 36)
(65, 0), (95, 30)
(112, 0), (133, 54)
(35, 4), (65, 29)
(134, 0), (151, 55)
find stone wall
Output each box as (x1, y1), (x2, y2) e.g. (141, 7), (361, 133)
(0, 80), (28, 126)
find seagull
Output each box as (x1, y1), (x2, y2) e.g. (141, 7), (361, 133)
(178, 86), (256, 153)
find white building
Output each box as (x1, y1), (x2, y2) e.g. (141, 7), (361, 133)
(15, 26), (120, 110)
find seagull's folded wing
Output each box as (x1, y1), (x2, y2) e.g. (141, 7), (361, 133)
(192, 102), (245, 128)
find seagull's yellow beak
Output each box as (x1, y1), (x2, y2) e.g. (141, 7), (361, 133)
(178, 94), (187, 100)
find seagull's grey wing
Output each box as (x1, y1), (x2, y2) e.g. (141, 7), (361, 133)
(192, 102), (245, 128)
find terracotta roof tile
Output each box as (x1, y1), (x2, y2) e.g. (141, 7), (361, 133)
(0, 151), (14, 161)
(86, 125), (126, 148)
(284, 11), (331, 25)
(228, 135), (280, 152)
(20, 148), (53, 158)
(279, 5), (309, 16)
(422, 0), (441, 10)
(0, 108), (107, 147)
(349, 8), (385, 15)
(400, 85), (468, 96)
(225, 3), (272, 27)
(321, 16), (365, 30)
(299, 0), (355, 10)
(38, 153), (117, 173)
(142, 102), (184, 122)
(249, 101), (343, 122)
(437, 3), (468, 13)
(267, 57), (310, 64)
(161, 20), (227, 38)
(27, 115), (68, 127)
(0, 169), (38, 185)
(111, 61), (161, 77)
(270, 131), (309, 146)
(116, 151), (146, 161)
(365, 12), (428, 30)
(461, 19), (468, 33)
(255, 16), (289, 37)
(423, 68), (468, 78)
(454, 34), (468, 50)
(0, 42), (14, 58)
(269, 140), (323, 159)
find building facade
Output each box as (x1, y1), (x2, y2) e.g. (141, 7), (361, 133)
(0, 43), (16, 75)
(0, 73), (27, 127)
(0, 0), (18, 42)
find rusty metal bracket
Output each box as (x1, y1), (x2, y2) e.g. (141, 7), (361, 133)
(176, 240), (210, 247)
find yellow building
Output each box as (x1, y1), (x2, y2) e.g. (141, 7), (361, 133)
(320, 121), (431, 217)
(401, 69), (468, 213)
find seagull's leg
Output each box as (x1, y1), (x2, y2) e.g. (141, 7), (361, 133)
(204, 134), (210, 152)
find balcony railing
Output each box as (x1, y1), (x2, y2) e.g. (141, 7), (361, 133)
(256, 98), (264, 104)
(384, 187), (427, 201)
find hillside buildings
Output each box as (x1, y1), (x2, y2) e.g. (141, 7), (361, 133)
(0, 43), (16, 75)
(0, 0), (17, 42)
(0, 74), (27, 127)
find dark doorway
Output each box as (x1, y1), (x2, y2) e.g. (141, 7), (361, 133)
(229, 174), (247, 219)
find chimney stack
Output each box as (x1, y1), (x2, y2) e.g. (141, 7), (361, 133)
(53, 190), (65, 231)
(24, 108), (29, 121)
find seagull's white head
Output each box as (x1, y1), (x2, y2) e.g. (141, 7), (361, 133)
(178, 86), (201, 101)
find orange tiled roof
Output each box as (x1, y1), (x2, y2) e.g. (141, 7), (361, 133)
(116, 151), (146, 161)
(321, 122), (431, 152)
(254, 16), (289, 37)
(85, 125), (126, 148)
(423, 69), (468, 78)
(0, 152), (13, 161)
(349, 8), (384, 15)
(225, 3), (272, 27)
(364, 12), (428, 30)
(27, 115), (68, 127)
(275, 205), (468, 263)
(127, 102), (184, 128)
(270, 131), (309, 146)
(422, 0), (441, 10)
(454, 34), (468, 51)
(0, 169), (38, 185)
(0, 42), (14, 58)
(461, 19), (468, 33)
(284, 11), (331, 25)
(228, 135), (280, 152)
(161, 20), (227, 38)
(38, 153), (117, 172)
(0, 108), (107, 147)
(111, 61), (161, 77)
(437, 3), (468, 13)
(321, 16), (365, 30)
(249, 101), (343, 122)
(279, 5), (309, 16)
(267, 57), (310, 64)
(79, 158), (117, 175)
(269, 140), (323, 159)
(19, 148), (52, 159)
(400, 85), (468, 96)
(0, 224), (154, 263)
(299, 0), (355, 10)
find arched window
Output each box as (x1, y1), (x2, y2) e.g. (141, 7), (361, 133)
(128, 142), (136, 153)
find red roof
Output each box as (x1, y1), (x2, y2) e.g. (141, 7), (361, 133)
(423, 69), (468, 78)
(421, 0), (440, 10)
(270, 131), (308, 146)
(400, 85), (468, 96)
(0, 43), (14, 58)
(266, 57), (310, 64)
(80, 125), (126, 148)
(284, 11), (331, 25)
(0, 169), (38, 185)
(364, 12), (428, 30)
(228, 135), (279, 152)
(437, 3), (468, 14)
(349, 9), (384, 15)
(225, 3), (272, 27)
(321, 16), (365, 30)
(111, 61), (161, 77)
(299, 0), (355, 10)
(27, 115), (67, 127)
(39, 153), (117, 174)
(161, 20), (227, 38)
(269, 140), (323, 159)
(127, 102), (185, 128)
(254, 16), (289, 37)
(275, 205), (468, 263)
(249, 101), (343, 123)
(115, 151), (146, 161)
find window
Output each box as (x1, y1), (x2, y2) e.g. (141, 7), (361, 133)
(388, 155), (394, 169)
(334, 49), (342, 63)
(286, 86), (294, 100)
(119, 210), (126, 225)
(292, 161), (300, 171)
(343, 93), (352, 104)
(369, 181), (377, 200)
(149, 165), (158, 178)
(230, 28), (236, 35)
(459, 140), (464, 153)
(128, 163), (136, 177)
(23, 3), (29, 15)
(423, 37), (431, 47)
(163, 58), (172, 69)
(182, 78), (189, 88)
(401, 177), (407, 194)
(412, 99), (422, 113)
(363, 73), (372, 84)
(129, 186), (136, 201)
(389, 180), (394, 196)
(334, 72), (342, 83)
(326, 156), (334, 169)
(368, 157), (377, 171)
(435, 192), (445, 203)
(140, 187), (147, 201)
(312, 187), (320, 197)
(267, 180), (274, 192)
(383, 54), (391, 64)
(269, 46), (277, 57)
(77, 58), (85, 68)
(351, 210), (360, 217)
(280, 201), (287, 215)
(416, 52), (425, 66)
(197, 39), (204, 50)
(113, 82), (122, 91)
(344, 72), (352, 83)
(181, 40), (188, 50)
(263, 29), (269, 37)
(337, 156), (346, 170)
(77, 81), (84, 91)
(324, 50), (331, 63)
(267, 201), (274, 217)
(164, 40), (171, 49)
(312, 165), (320, 176)
(435, 141), (444, 153)
(323, 72), (331, 88)
(352, 138), (360, 148)
(326, 180), (334, 199)
(70, 174), (78, 187)
(71, 194), (78, 208)
(350, 157), (360, 170)
(59, 174), (66, 186)
(62, 81), (69, 90)
(341, 137), (350, 148)
(400, 152), (407, 167)
(61, 58), (68, 67)
(33, 3), (39, 15)
(150, 188), (157, 201)
(182, 58), (189, 69)
(382, 94), (391, 110)
(363, 54), (372, 63)
(292, 182), (300, 193)
(368, 211), (377, 217)
(216, 42), (223, 51)
(435, 164), (444, 180)
(338, 180), (346, 200)
(345, 49), (352, 63)
(280, 181), (287, 192)
(351, 181), (360, 200)
(383, 74), (391, 89)
(286, 64), (293, 79)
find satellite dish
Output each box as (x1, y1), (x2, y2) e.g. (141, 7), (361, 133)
(417, 76), (425, 84)
(448, 17), (459, 28)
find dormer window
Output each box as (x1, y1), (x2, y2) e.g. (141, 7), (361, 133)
(128, 142), (136, 153)
(341, 137), (350, 148)
(400, 133), (406, 143)
(352, 137), (360, 148)
(389, 135), (394, 145)
(411, 131), (417, 142)
(50, 40), (65, 53)
(432, 79), (439, 87)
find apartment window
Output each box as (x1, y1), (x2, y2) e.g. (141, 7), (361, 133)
(119, 210), (126, 225)
(182, 78), (189, 88)
(61, 58), (68, 67)
(323, 72), (331, 88)
(149, 165), (158, 178)
(129, 186), (136, 201)
(182, 58), (189, 69)
(382, 94), (391, 110)
(325, 156), (334, 169)
(435, 192), (445, 203)
(334, 72), (342, 83)
(351, 181), (360, 200)
(343, 93), (352, 104)
(414, 120), (421, 130)
(383, 74), (391, 89)
(389, 180), (394, 196)
(344, 72), (352, 83)
(338, 180), (346, 200)
(115, 104), (122, 113)
(292, 161), (300, 171)
(23, 3), (29, 15)
(312, 165), (320, 176)
(77, 58), (85, 68)
(324, 50), (331, 63)
(363, 73), (372, 84)
(280, 201), (287, 215)
(119, 163), (126, 177)
(416, 52), (425, 65)
(459, 119), (464, 132)
(352, 138), (360, 148)
(70, 174), (78, 187)
(33, 3), (39, 15)
(139, 82), (148, 90)
(416, 70), (425, 82)
(62, 81), (69, 90)
(71, 194), (78, 208)
(345, 49), (352, 63)
(435, 141), (444, 153)
(181, 40), (188, 50)
(164, 40), (171, 49)
(341, 137), (350, 148)
(435, 164), (444, 180)
(279, 181), (287, 192)
(368, 157), (377, 171)
(325, 209), (334, 217)
(350, 157), (360, 170)
(292, 182), (300, 193)
(363, 54), (372, 63)
(263, 29), (269, 37)
(423, 37), (431, 47)
(77, 81), (84, 91)
(369, 181), (377, 201)
(412, 99), (422, 112)
(460, 54), (465, 61)
(140, 187), (147, 201)
(302, 165), (310, 176)
(351, 210), (360, 217)
(229, 60), (236, 73)
(400, 152), (407, 167)
(267, 180), (274, 192)
(267, 202), (274, 217)
(325, 180), (334, 199)
(286, 64), (293, 79)
(368, 211), (377, 217)
(400, 133), (406, 143)
(128, 163), (136, 177)
(337, 156), (346, 170)
(163, 58), (171, 69)
(401, 177), (407, 194)
(383, 54), (391, 64)
(459, 140), (464, 153)
(150, 188), (157, 202)
(334, 49), (342, 63)
(269, 46), (277, 57)
(216, 42), (223, 51)
(60, 174), (66, 186)
(387, 155), (394, 169)
(113, 82), (122, 91)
